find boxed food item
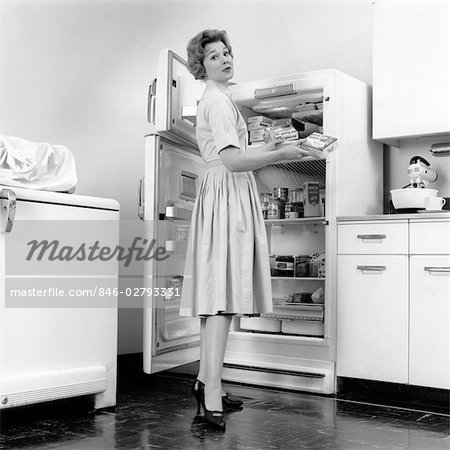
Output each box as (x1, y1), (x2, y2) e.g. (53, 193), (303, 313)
(249, 128), (266, 143)
(269, 125), (299, 143)
(271, 118), (293, 128)
(303, 181), (320, 217)
(247, 115), (273, 126)
(299, 133), (337, 158)
(248, 121), (270, 131)
(290, 118), (321, 138)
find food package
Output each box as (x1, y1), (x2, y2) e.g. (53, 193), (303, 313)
(269, 125), (299, 144)
(303, 181), (320, 217)
(311, 287), (325, 304)
(247, 115), (273, 126)
(248, 122), (270, 131)
(249, 128), (266, 143)
(309, 252), (325, 278)
(299, 132), (337, 158)
(271, 118), (293, 128)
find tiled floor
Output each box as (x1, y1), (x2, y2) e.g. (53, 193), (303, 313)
(1, 370), (449, 449)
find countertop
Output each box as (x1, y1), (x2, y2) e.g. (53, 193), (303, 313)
(337, 211), (450, 222)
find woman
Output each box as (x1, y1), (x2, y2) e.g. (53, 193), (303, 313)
(180, 29), (309, 430)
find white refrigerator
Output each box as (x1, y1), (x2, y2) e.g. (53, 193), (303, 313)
(139, 49), (382, 394)
(0, 186), (120, 409)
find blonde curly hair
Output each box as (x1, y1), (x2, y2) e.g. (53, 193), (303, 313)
(186, 29), (233, 80)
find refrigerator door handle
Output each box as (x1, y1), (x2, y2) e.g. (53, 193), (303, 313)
(138, 178), (145, 220)
(1, 188), (16, 233)
(147, 79), (157, 124)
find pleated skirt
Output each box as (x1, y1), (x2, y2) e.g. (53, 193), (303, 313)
(179, 165), (273, 317)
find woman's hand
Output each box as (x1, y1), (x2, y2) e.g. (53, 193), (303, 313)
(263, 129), (277, 151)
(279, 139), (311, 161)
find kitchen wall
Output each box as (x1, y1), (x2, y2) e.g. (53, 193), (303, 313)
(2, 0), (430, 355)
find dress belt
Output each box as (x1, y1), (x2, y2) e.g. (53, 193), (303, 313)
(206, 159), (223, 169)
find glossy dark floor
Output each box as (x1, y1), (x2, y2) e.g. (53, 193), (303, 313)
(1, 368), (449, 449)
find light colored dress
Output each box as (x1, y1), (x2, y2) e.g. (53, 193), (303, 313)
(179, 80), (273, 317)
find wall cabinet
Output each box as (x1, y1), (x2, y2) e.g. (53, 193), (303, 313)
(337, 217), (450, 390)
(373, 1), (450, 144)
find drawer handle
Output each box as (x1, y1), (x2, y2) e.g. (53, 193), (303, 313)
(357, 265), (386, 272)
(357, 234), (386, 240)
(424, 266), (450, 273)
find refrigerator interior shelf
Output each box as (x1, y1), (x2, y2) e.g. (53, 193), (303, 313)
(265, 217), (327, 226)
(263, 304), (324, 322)
(271, 276), (325, 281)
(263, 313), (324, 322)
(254, 157), (326, 179)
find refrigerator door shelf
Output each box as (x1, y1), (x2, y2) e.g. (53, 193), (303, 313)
(165, 205), (193, 221)
(154, 49), (204, 147)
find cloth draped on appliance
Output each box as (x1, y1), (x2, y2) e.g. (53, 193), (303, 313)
(0, 135), (78, 192)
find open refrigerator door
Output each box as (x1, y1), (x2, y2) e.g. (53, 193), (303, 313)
(142, 135), (206, 374)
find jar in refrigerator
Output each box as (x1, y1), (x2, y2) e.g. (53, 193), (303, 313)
(260, 193), (272, 220)
(273, 187), (289, 202)
(267, 197), (285, 219)
(292, 202), (304, 218)
(289, 188), (304, 204)
(295, 255), (310, 277)
(284, 202), (293, 218)
(274, 255), (294, 277)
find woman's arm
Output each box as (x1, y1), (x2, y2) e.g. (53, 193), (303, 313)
(219, 143), (311, 172)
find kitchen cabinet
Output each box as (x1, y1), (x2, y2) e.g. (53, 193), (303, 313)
(337, 216), (450, 390)
(373, 1), (450, 145)
(337, 221), (409, 383)
(409, 219), (450, 389)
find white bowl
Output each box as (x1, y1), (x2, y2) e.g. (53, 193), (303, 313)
(390, 188), (438, 209)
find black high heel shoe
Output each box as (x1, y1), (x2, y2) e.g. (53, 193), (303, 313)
(191, 379), (203, 415)
(222, 391), (243, 411)
(191, 379), (226, 431)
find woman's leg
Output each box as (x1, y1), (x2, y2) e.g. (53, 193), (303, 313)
(197, 317), (206, 383)
(203, 314), (232, 411)
(197, 316), (229, 397)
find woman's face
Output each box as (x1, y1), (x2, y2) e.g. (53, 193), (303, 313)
(203, 41), (233, 83)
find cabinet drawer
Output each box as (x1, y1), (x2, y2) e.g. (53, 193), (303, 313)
(410, 220), (450, 255)
(338, 222), (408, 254)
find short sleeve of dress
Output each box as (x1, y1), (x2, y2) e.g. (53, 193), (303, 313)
(204, 91), (241, 153)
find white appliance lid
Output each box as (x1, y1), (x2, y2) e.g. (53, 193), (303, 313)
(0, 186), (120, 211)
